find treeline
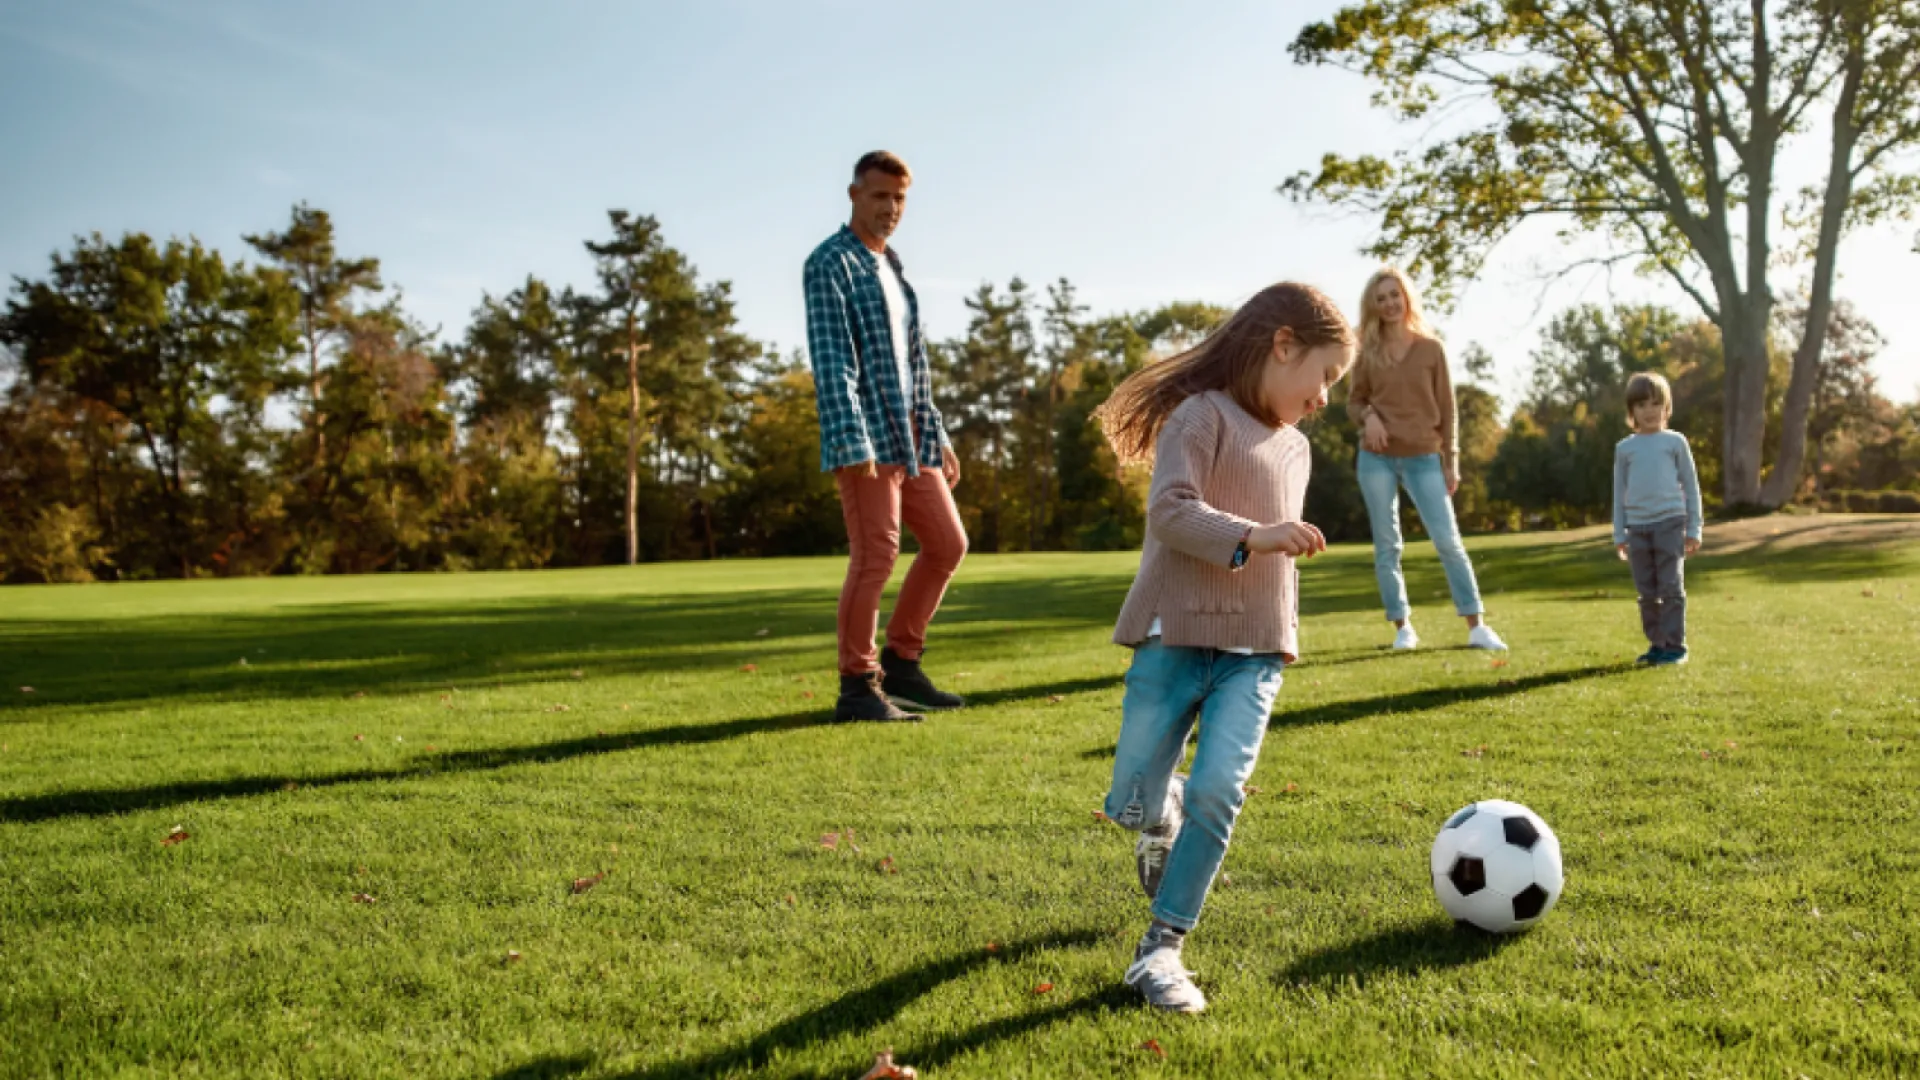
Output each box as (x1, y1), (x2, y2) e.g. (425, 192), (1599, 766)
(3, 205), (1915, 583)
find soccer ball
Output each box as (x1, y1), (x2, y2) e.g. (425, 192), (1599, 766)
(1430, 799), (1564, 933)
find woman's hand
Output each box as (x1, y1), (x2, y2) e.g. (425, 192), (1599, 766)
(1362, 412), (1390, 453)
(1248, 521), (1327, 559)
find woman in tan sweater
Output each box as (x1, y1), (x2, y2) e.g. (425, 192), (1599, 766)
(1093, 282), (1354, 1014)
(1348, 267), (1507, 651)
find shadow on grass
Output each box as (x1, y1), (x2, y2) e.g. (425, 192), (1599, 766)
(0, 675), (1120, 824)
(1277, 921), (1516, 990)
(1271, 663), (1628, 730)
(0, 575), (1133, 714)
(492, 1055), (596, 1080)
(581, 930), (1108, 1080)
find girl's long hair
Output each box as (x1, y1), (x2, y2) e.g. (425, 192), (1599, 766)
(1095, 282), (1353, 465)
(1357, 266), (1432, 374)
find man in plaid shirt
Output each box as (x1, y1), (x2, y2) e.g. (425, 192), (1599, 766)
(805, 151), (968, 723)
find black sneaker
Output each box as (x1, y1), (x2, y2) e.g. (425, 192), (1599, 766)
(1651, 647), (1690, 666)
(834, 672), (923, 723)
(880, 647), (965, 710)
(1635, 647), (1662, 666)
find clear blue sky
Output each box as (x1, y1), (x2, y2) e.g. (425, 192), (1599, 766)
(3, 0), (1915, 405)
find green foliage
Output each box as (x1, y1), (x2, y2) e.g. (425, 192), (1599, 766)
(1286, 0), (1920, 507)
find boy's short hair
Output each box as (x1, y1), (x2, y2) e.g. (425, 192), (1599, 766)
(1625, 371), (1673, 414)
(853, 151), (911, 184)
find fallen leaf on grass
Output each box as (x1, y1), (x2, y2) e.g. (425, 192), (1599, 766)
(505, 949), (523, 963)
(801, 690), (815, 700)
(1092, 810), (1110, 823)
(1284, 782), (1299, 794)
(1725, 740), (1739, 749)
(821, 833), (840, 850)
(353, 733), (365, 742)
(19, 686), (33, 694)
(755, 628), (770, 637)
(1047, 695), (1064, 704)
(546, 704), (571, 713)
(1862, 585), (1876, 598)
(739, 664), (759, 674)
(1462, 745), (1488, 759)
(571, 872), (606, 894)
(783, 893), (796, 905)
(282, 780), (299, 792)
(571, 669), (585, 679)
(1244, 784), (1264, 795)
(985, 942), (1001, 953)
(858, 1049), (919, 1080)
(877, 856), (898, 875)
(1489, 658), (1510, 669)
(351, 893), (376, 904)
(1140, 1038), (1166, 1059)
(161, 827), (189, 846)
(1032, 982), (1054, 995)
(424, 744), (437, 752)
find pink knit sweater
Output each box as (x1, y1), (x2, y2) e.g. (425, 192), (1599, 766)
(1112, 390), (1310, 661)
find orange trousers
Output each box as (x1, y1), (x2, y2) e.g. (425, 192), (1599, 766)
(834, 465), (968, 676)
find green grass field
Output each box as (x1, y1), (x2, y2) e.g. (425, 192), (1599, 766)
(3, 516), (1917, 1078)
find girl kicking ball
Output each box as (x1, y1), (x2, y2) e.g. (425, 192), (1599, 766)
(1092, 282), (1355, 1013)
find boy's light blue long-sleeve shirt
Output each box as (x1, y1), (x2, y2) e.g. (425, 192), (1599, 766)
(1612, 430), (1703, 545)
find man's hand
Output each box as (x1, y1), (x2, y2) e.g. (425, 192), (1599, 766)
(1445, 471), (1460, 497)
(838, 459), (878, 479)
(1362, 413), (1390, 453)
(1616, 543), (1629, 561)
(1248, 521), (1327, 559)
(941, 445), (961, 488)
(1684, 536), (1702, 556)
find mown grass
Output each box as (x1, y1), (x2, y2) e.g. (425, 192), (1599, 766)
(1, 516), (1916, 1078)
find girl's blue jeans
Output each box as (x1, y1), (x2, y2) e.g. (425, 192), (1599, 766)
(1103, 638), (1285, 931)
(1356, 449), (1485, 622)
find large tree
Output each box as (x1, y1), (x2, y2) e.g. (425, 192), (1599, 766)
(1287, 0), (1920, 508)
(584, 210), (661, 566)
(245, 205), (382, 523)
(2, 233), (298, 576)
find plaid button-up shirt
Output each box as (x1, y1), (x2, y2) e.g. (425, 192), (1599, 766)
(804, 225), (948, 475)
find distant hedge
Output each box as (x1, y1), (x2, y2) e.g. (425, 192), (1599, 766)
(1816, 489), (1920, 514)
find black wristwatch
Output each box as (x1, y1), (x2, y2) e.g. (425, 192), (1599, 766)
(1230, 531), (1251, 570)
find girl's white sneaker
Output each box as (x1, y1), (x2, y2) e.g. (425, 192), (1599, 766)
(1392, 623), (1420, 650)
(1125, 946), (1207, 1014)
(1468, 624), (1509, 651)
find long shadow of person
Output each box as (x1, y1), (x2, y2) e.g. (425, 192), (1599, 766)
(583, 929), (1108, 1079)
(1275, 920), (1517, 991)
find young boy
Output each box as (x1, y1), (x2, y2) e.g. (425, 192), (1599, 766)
(1612, 372), (1703, 666)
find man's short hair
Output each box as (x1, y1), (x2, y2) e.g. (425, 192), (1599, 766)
(853, 151), (911, 184)
(1625, 371), (1673, 413)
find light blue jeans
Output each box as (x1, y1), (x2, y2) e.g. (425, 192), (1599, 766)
(1356, 450), (1485, 622)
(1103, 639), (1286, 931)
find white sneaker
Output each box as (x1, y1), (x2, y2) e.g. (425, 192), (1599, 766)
(1134, 774), (1186, 900)
(1125, 946), (1207, 1013)
(1467, 624), (1509, 651)
(1392, 623), (1420, 650)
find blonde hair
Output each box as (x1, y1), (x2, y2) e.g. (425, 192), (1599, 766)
(1357, 266), (1433, 373)
(1625, 371), (1673, 418)
(1096, 283), (1354, 464)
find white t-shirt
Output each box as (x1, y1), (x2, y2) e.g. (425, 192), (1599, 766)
(1147, 616), (1256, 656)
(872, 251), (914, 405)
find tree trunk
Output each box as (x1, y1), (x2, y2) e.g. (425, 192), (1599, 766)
(1720, 295), (1773, 508)
(625, 323), (642, 566)
(1760, 39), (1864, 510)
